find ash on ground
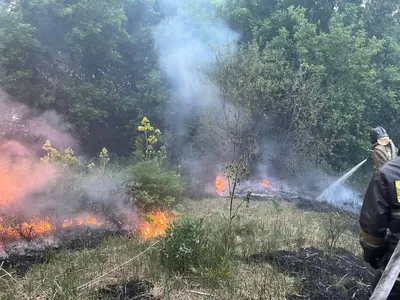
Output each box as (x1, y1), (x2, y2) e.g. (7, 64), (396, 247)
(97, 280), (156, 300)
(252, 186), (361, 213)
(250, 188), (361, 218)
(249, 247), (376, 300)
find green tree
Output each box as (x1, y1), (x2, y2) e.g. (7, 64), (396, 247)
(0, 0), (170, 156)
(211, 3), (398, 172)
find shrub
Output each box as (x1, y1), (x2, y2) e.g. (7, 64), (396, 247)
(160, 217), (204, 274)
(131, 160), (182, 212)
(41, 140), (78, 169)
(159, 217), (231, 279)
(322, 212), (352, 254)
(130, 116), (182, 211)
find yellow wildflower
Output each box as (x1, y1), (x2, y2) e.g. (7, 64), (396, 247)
(141, 117), (150, 125)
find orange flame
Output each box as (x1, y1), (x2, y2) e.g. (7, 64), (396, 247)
(61, 216), (104, 229)
(263, 179), (272, 189)
(0, 217), (54, 240)
(19, 218), (54, 238)
(216, 176), (226, 195)
(139, 210), (174, 239)
(0, 214), (106, 241)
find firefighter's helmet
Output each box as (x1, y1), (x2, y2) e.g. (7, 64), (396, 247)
(370, 126), (389, 144)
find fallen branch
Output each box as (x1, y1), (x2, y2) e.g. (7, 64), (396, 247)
(76, 240), (159, 291)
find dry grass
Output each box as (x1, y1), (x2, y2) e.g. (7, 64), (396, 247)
(186, 198), (360, 255)
(0, 198), (361, 300)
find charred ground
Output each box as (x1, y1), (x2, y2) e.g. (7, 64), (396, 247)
(249, 247), (375, 299)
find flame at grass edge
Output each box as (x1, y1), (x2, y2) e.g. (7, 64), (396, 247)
(139, 210), (176, 239)
(215, 175), (226, 195)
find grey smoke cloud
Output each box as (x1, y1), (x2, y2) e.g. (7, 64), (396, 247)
(153, 0), (364, 210)
(0, 90), (134, 228)
(0, 89), (77, 152)
(153, 0), (240, 113)
(152, 0), (242, 185)
(28, 110), (77, 151)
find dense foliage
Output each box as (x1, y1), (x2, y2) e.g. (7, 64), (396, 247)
(214, 1), (400, 171)
(0, 0), (399, 173)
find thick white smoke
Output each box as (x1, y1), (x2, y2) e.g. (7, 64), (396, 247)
(153, 0), (239, 113)
(153, 0), (364, 210)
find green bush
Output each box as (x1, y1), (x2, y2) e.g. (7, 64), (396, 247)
(160, 217), (205, 274)
(131, 160), (182, 212)
(159, 217), (231, 279)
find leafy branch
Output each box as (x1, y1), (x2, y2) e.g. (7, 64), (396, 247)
(223, 156), (251, 230)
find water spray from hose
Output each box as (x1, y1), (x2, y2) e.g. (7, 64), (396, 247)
(317, 159), (367, 202)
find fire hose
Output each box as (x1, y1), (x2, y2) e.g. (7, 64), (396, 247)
(390, 141), (398, 159)
(370, 240), (400, 300)
(76, 240), (159, 291)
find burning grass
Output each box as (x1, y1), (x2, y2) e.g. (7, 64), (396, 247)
(0, 198), (371, 300)
(139, 210), (175, 239)
(0, 216), (54, 241)
(215, 176), (226, 196)
(0, 213), (122, 245)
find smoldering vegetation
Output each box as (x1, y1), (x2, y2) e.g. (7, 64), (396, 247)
(152, 0), (364, 207)
(0, 92), (136, 251)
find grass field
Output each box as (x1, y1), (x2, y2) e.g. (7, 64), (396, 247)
(0, 198), (371, 300)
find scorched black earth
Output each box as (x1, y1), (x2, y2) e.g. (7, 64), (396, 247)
(249, 247), (376, 299)
(97, 280), (156, 300)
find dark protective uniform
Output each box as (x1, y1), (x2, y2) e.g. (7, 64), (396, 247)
(360, 156), (400, 298)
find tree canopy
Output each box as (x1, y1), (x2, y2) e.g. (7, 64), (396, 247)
(0, 0), (399, 173)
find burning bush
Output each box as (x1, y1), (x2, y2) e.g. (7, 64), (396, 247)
(0, 140), (136, 246)
(0, 112), (179, 248)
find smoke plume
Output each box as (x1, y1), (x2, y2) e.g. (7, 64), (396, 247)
(154, 0), (239, 116)
(0, 90), (133, 241)
(152, 0), (364, 208)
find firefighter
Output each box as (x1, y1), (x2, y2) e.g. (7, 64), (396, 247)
(370, 126), (398, 170)
(359, 156), (400, 298)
